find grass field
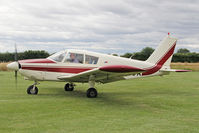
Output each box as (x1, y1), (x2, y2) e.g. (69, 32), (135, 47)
(0, 71), (199, 133)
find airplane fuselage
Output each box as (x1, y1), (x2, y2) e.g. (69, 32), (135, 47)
(18, 49), (166, 82)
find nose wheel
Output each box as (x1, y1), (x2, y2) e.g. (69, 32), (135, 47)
(27, 85), (38, 95)
(64, 83), (74, 91)
(27, 81), (39, 95)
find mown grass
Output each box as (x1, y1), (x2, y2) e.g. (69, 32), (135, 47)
(0, 71), (199, 133)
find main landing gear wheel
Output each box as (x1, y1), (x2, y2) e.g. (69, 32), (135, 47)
(27, 85), (38, 95)
(87, 88), (98, 98)
(64, 83), (74, 91)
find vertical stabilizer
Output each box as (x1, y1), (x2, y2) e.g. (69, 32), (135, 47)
(146, 36), (177, 67)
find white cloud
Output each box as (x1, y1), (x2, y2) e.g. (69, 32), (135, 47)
(0, 0), (198, 54)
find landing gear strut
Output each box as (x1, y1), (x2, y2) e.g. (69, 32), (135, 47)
(64, 83), (74, 91)
(86, 76), (98, 98)
(27, 81), (39, 95)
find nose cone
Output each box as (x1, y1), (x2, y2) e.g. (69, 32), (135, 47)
(7, 62), (19, 71)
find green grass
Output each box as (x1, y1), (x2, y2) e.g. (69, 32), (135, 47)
(0, 71), (199, 133)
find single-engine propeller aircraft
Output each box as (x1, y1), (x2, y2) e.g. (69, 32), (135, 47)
(7, 34), (190, 98)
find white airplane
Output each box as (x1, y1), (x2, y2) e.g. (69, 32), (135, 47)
(7, 35), (189, 98)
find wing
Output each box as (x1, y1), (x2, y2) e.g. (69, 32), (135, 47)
(58, 65), (146, 83)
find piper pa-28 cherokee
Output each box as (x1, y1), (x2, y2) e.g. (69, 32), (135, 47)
(7, 34), (189, 98)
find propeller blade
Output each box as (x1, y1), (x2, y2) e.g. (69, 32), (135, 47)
(14, 43), (18, 89)
(14, 43), (18, 61)
(15, 70), (18, 89)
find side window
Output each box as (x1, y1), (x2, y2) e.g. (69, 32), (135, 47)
(85, 55), (99, 64)
(64, 53), (83, 64)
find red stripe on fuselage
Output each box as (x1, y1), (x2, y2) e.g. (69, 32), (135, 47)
(22, 66), (93, 74)
(143, 42), (176, 75)
(19, 59), (55, 63)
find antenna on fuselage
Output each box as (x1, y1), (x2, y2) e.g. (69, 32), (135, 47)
(129, 53), (135, 59)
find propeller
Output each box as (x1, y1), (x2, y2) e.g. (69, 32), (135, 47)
(7, 44), (21, 89)
(14, 43), (18, 88)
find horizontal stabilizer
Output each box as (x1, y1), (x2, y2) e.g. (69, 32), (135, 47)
(160, 69), (191, 72)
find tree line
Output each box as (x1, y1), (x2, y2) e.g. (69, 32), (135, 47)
(0, 50), (50, 62)
(120, 48), (199, 63)
(0, 48), (198, 62)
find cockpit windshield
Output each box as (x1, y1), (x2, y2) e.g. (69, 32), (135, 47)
(48, 51), (66, 62)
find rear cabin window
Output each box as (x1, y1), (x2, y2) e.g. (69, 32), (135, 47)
(64, 53), (84, 64)
(85, 55), (99, 64)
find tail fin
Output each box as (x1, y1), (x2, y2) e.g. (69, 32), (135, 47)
(146, 35), (177, 68)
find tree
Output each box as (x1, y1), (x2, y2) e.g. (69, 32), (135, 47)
(112, 54), (118, 56)
(120, 47), (154, 61)
(133, 47), (154, 61)
(23, 50), (50, 59)
(120, 53), (133, 58)
(0, 50), (50, 62)
(140, 47), (154, 58)
(177, 48), (190, 54)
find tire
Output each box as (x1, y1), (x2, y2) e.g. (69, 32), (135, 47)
(64, 83), (74, 91)
(87, 88), (97, 98)
(27, 85), (38, 95)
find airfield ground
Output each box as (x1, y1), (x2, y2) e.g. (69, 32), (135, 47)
(0, 71), (199, 133)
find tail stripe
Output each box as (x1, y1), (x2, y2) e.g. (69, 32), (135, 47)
(143, 42), (176, 75)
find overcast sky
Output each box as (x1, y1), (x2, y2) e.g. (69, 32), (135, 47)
(0, 0), (198, 54)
